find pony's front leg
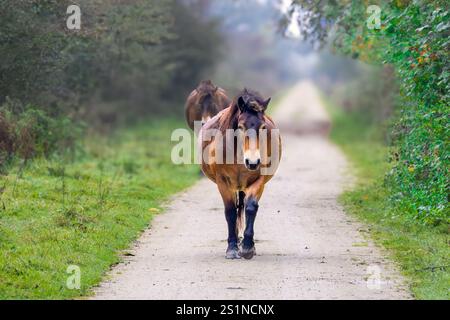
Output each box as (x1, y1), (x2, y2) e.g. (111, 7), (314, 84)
(241, 177), (265, 260)
(218, 182), (240, 259)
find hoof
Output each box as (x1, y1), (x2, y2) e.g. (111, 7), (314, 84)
(225, 248), (241, 259)
(240, 246), (256, 260)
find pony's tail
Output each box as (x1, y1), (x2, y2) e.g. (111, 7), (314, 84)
(236, 191), (246, 239)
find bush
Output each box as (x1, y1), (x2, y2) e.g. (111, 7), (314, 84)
(0, 0), (223, 167)
(0, 0), (223, 122)
(287, 0), (449, 225)
(382, 4), (449, 225)
(0, 99), (82, 168)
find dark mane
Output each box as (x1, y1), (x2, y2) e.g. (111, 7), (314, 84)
(197, 80), (216, 96)
(219, 88), (266, 132)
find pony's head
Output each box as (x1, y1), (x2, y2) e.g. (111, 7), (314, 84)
(236, 89), (271, 171)
(196, 80), (220, 125)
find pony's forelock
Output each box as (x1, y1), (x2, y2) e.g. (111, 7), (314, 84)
(219, 89), (267, 132)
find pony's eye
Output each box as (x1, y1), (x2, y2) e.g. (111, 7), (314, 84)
(260, 124), (267, 130)
(238, 125), (245, 131)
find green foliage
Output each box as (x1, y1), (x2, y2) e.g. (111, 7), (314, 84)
(0, 0), (223, 164)
(0, 99), (83, 167)
(289, 0), (449, 225)
(0, 0), (223, 121)
(0, 0), (69, 104)
(0, 119), (199, 299)
(323, 94), (449, 300)
(382, 4), (449, 225)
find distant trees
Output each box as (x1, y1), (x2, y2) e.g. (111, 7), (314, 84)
(0, 0), (222, 163)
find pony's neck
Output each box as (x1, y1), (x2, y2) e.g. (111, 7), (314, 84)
(219, 104), (239, 132)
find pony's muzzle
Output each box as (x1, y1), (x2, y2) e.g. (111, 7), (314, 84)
(243, 146), (261, 171)
(245, 158), (261, 171)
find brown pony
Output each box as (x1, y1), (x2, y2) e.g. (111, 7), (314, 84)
(199, 89), (282, 259)
(185, 80), (230, 132)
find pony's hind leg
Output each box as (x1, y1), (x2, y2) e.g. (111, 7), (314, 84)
(218, 183), (240, 259)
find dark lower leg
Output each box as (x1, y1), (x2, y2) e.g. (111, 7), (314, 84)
(242, 197), (258, 249)
(225, 205), (238, 250)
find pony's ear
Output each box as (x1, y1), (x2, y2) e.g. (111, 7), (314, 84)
(214, 86), (218, 92)
(237, 96), (247, 112)
(261, 98), (271, 111)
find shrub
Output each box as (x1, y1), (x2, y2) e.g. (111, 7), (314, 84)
(0, 99), (83, 168)
(287, 1), (449, 225)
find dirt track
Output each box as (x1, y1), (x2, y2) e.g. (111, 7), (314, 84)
(93, 81), (410, 299)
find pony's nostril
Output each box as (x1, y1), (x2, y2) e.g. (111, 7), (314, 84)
(245, 158), (260, 171)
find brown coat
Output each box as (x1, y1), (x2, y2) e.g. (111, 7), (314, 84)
(197, 90), (282, 260)
(185, 80), (230, 131)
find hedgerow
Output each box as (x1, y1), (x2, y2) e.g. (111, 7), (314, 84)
(287, 1), (449, 224)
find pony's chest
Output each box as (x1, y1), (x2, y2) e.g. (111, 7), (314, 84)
(225, 166), (258, 191)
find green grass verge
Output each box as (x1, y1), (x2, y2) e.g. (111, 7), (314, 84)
(0, 119), (199, 299)
(323, 96), (449, 300)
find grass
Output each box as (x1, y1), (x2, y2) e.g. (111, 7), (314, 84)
(323, 96), (449, 300)
(0, 118), (199, 299)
